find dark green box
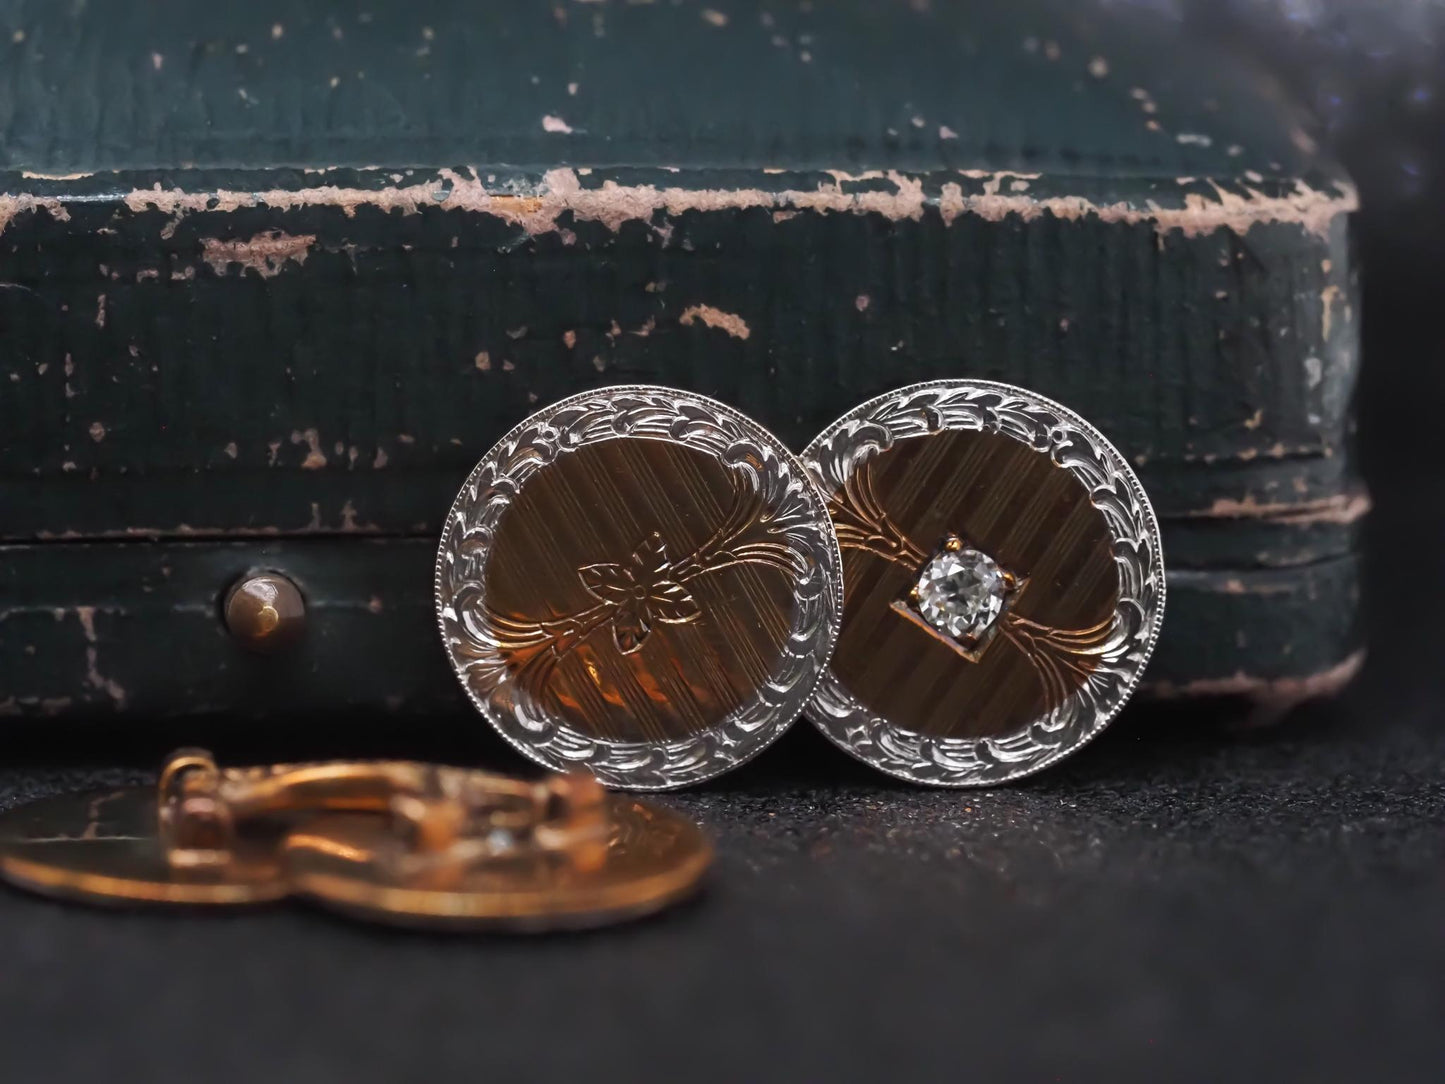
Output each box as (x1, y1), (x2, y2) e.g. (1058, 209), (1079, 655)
(0, 1), (1363, 723)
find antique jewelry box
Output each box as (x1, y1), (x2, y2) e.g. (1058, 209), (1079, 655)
(0, 2), (1361, 723)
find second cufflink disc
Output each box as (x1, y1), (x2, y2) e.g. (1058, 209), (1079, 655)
(802, 379), (1166, 786)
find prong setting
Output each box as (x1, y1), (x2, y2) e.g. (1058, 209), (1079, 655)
(897, 536), (1025, 662)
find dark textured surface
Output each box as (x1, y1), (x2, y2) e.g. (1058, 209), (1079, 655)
(0, 694), (1440, 1080)
(0, 469), (1437, 1080)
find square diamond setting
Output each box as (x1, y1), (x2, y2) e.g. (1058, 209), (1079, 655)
(914, 546), (1007, 642)
(893, 534), (1025, 662)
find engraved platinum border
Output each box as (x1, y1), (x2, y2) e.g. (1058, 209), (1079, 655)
(801, 379), (1166, 787)
(435, 386), (844, 791)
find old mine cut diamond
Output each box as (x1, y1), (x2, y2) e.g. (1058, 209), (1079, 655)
(914, 547), (1007, 642)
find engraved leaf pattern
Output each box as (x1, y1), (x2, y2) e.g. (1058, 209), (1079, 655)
(646, 580), (703, 624)
(577, 562), (636, 604)
(825, 457), (929, 568)
(576, 534), (703, 655)
(825, 453), (1125, 706)
(802, 381), (1165, 787)
(434, 388), (843, 789)
(611, 602), (650, 655)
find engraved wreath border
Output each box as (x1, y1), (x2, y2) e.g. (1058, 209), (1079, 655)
(435, 386), (844, 791)
(802, 379), (1166, 787)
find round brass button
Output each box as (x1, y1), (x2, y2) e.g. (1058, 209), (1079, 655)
(224, 572), (306, 653)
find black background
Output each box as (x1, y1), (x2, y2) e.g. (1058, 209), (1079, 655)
(0, 3), (1441, 1080)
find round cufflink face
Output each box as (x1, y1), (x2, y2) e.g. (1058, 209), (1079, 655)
(285, 795), (712, 932)
(802, 380), (1166, 786)
(436, 386), (843, 790)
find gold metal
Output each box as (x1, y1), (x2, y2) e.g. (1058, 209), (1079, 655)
(285, 793), (711, 931)
(888, 532), (1030, 664)
(824, 445), (1117, 737)
(0, 748), (464, 906)
(0, 785), (288, 907)
(0, 750), (707, 930)
(466, 438), (803, 745)
(0, 750), (604, 910)
(802, 379), (1166, 787)
(435, 387), (843, 791)
(224, 571), (306, 653)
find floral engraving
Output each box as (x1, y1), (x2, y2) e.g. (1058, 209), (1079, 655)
(802, 380), (1165, 787)
(434, 387), (843, 790)
(825, 455), (929, 568)
(827, 458), (1110, 680)
(468, 479), (810, 703)
(579, 534), (703, 655)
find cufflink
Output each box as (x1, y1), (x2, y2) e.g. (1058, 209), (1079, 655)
(801, 379), (1166, 786)
(285, 780), (712, 932)
(435, 385), (844, 790)
(0, 748), (712, 929)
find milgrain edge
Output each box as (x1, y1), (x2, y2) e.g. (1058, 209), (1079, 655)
(0, 166), (1356, 241)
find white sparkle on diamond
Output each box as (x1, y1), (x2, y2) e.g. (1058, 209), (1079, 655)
(914, 548), (1007, 642)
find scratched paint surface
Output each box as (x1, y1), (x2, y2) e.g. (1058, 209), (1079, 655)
(0, 0), (1364, 716)
(0, 2), (1335, 178)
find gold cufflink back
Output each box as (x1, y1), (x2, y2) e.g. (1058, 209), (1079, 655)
(286, 788), (711, 932)
(0, 750), (712, 930)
